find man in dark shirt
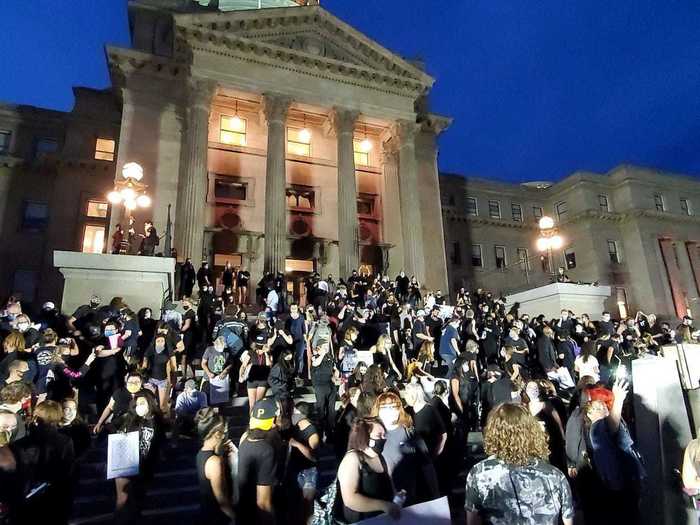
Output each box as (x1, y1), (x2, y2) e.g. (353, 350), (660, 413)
(178, 258), (196, 299)
(425, 307), (444, 353)
(412, 309), (433, 354)
(285, 303), (307, 377)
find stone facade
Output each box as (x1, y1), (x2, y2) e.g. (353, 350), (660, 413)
(441, 165), (700, 320)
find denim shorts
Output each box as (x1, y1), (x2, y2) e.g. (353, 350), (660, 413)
(149, 377), (168, 389)
(296, 467), (318, 491)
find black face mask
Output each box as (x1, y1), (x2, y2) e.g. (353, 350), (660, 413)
(370, 437), (386, 454)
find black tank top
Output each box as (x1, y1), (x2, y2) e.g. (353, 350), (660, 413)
(341, 452), (394, 523)
(196, 449), (230, 525)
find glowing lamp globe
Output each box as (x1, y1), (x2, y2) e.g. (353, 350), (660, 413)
(122, 162), (144, 182)
(124, 199), (137, 211)
(550, 235), (564, 249)
(107, 191), (123, 204)
(298, 128), (312, 143)
(136, 194), (152, 208)
(538, 216), (554, 230)
(120, 187), (136, 201)
(359, 138), (372, 152)
(536, 237), (549, 252)
(230, 115), (243, 129)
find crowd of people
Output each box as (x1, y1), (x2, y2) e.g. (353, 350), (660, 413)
(1, 265), (699, 525)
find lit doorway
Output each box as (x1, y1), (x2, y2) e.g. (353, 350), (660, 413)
(285, 258), (315, 307)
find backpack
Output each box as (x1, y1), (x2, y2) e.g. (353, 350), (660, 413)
(219, 324), (244, 355)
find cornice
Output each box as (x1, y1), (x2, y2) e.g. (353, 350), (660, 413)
(105, 46), (186, 82)
(442, 210), (538, 231)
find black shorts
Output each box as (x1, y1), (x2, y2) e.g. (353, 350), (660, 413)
(246, 379), (268, 389)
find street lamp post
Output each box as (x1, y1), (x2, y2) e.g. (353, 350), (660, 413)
(536, 216), (563, 277)
(107, 162), (152, 212)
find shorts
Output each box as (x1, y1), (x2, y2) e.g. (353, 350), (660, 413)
(149, 377), (168, 389)
(296, 467), (318, 491)
(247, 379), (268, 389)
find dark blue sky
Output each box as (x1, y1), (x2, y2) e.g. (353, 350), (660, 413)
(1, 1), (699, 182)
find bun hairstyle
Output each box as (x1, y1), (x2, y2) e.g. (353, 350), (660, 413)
(195, 407), (226, 442)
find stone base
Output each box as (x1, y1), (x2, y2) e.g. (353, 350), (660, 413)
(54, 251), (175, 318)
(505, 282), (611, 320)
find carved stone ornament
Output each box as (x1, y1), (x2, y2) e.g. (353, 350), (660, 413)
(261, 93), (291, 124)
(330, 107), (359, 135)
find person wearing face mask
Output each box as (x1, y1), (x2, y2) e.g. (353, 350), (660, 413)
(179, 258), (196, 299)
(91, 322), (125, 413)
(597, 311), (615, 337)
(372, 391), (439, 506)
(337, 416), (401, 523)
(93, 371), (146, 434)
(195, 408), (236, 525)
(66, 295), (101, 335)
(174, 379), (208, 436)
(1, 359), (30, 388)
(137, 307), (157, 357)
(14, 314), (40, 349)
(112, 392), (164, 525)
(143, 334), (177, 414)
(311, 340), (340, 442)
(268, 349), (295, 402)
(59, 398), (91, 458)
(197, 261), (213, 292)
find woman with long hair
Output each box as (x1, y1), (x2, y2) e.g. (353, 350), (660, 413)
(337, 417), (400, 523)
(574, 340), (600, 382)
(537, 325), (559, 375)
(360, 364), (387, 397)
(464, 403), (574, 525)
(142, 333), (177, 415)
(370, 334), (403, 383)
(450, 354), (480, 431)
(524, 380), (567, 474)
(239, 343), (273, 413)
(268, 349), (295, 401)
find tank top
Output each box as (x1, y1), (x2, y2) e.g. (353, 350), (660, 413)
(341, 452), (394, 523)
(196, 449), (230, 525)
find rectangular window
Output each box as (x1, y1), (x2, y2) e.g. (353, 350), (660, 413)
(287, 127), (311, 156)
(82, 224), (106, 254)
(555, 201), (568, 222)
(681, 198), (692, 216)
(511, 203), (523, 222)
(214, 179), (247, 202)
(565, 249), (577, 269)
(21, 201), (49, 232)
(495, 245), (507, 269)
(451, 242), (462, 265)
(357, 194), (376, 217)
(517, 248), (531, 271)
(94, 138), (116, 161)
(466, 197), (478, 216)
(220, 115), (247, 146)
(12, 270), (38, 303)
(0, 130), (11, 154)
(471, 245), (483, 268)
(353, 139), (370, 166)
(616, 287), (628, 319)
(598, 194), (610, 212)
(287, 186), (315, 210)
(532, 206), (543, 220)
(654, 194), (665, 212)
(34, 137), (58, 159)
(86, 200), (109, 218)
(608, 240), (621, 264)
(488, 200), (501, 219)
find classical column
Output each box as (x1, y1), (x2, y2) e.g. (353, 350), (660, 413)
(381, 142), (403, 277)
(686, 242), (700, 296)
(174, 79), (215, 262)
(659, 239), (688, 317)
(332, 108), (360, 278)
(262, 94), (291, 275)
(677, 240), (700, 306)
(395, 120), (425, 280)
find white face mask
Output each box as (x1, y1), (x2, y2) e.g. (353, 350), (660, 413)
(526, 385), (540, 402)
(17, 323), (29, 332)
(135, 404), (149, 418)
(378, 407), (399, 426)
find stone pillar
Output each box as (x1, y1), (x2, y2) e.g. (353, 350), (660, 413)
(686, 242), (700, 297)
(659, 239), (688, 318)
(381, 143), (404, 277)
(677, 240), (700, 307)
(332, 108), (360, 279)
(395, 120), (425, 281)
(174, 79), (215, 262)
(261, 94), (291, 275)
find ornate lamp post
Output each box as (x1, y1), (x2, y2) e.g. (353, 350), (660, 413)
(107, 162), (152, 211)
(536, 216), (563, 276)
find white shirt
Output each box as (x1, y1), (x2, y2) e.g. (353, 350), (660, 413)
(574, 355), (600, 381)
(266, 289), (279, 312)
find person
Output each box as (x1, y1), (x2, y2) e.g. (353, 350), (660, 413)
(59, 398), (91, 458)
(91, 320), (125, 413)
(112, 392), (165, 525)
(372, 390), (439, 505)
(311, 340), (339, 441)
(0, 382), (32, 442)
(574, 340), (600, 382)
(439, 315), (461, 373)
(222, 261), (235, 292)
(0, 331), (32, 384)
(337, 417), (400, 523)
(179, 258), (197, 299)
(450, 354), (480, 432)
(283, 402), (320, 523)
(202, 336), (234, 406)
(264, 283), (279, 323)
(464, 403), (574, 525)
(1, 359), (29, 388)
(112, 224), (125, 254)
(139, 220), (159, 256)
(174, 379), (209, 436)
(93, 371), (146, 434)
(236, 266), (250, 305)
(537, 325), (559, 375)
(181, 298), (198, 380)
(404, 382), (446, 460)
(197, 261), (213, 293)
(285, 303), (307, 377)
(268, 349), (295, 402)
(195, 408), (236, 525)
(583, 379), (645, 524)
(239, 343), (273, 413)
(237, 397), (282, 525)
(142, 333), (177, 414)
(525, 380), (567, 474)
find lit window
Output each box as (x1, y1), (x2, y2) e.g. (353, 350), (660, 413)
(654, 194), (665, 212)
(495, 245), (507, 269)
(564, 249), (577, 269)
(22, 201), (49, 231)
(214, 179), (247, 202)
(94, 138), (115, 161)
(82, 225), (105, 254)
(357, 194), (376, 216)
(0, 130), (11, 154)
(287, 186), (315, 210)
(532, 206), (543, 220)
(598, 194), (610, 212)
(488, 200), (501, 219)
(555, 201), (568, 221)
(681, 198), (692, 216)
(466, 197), (478, 216)
(607, 240), (621, 264)
(220, 115), (247, 146)
(86, 200), (109, 218)
(616, 287), (628, 319)
(34, 137), (58, 159)
(353, 139), (370, 166)
(517, 248), (530, 271)
(451, 242), (461, 265)
(511, 203), (523, 222)
(287, 127), (311, 157)
(471, 245), (483, 267)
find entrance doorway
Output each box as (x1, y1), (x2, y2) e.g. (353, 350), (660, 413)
(285, 258), (315, 307)
(214, 253), (242, 294)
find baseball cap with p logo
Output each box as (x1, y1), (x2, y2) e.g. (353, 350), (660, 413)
(249, 398), (278, 431)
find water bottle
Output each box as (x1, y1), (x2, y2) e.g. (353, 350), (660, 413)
(392, 489), (407, 508)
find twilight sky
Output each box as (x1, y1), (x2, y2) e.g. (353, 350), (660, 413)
(1, 0), (699, 182)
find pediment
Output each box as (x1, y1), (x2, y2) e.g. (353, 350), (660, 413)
(174, 5), (433, 88)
